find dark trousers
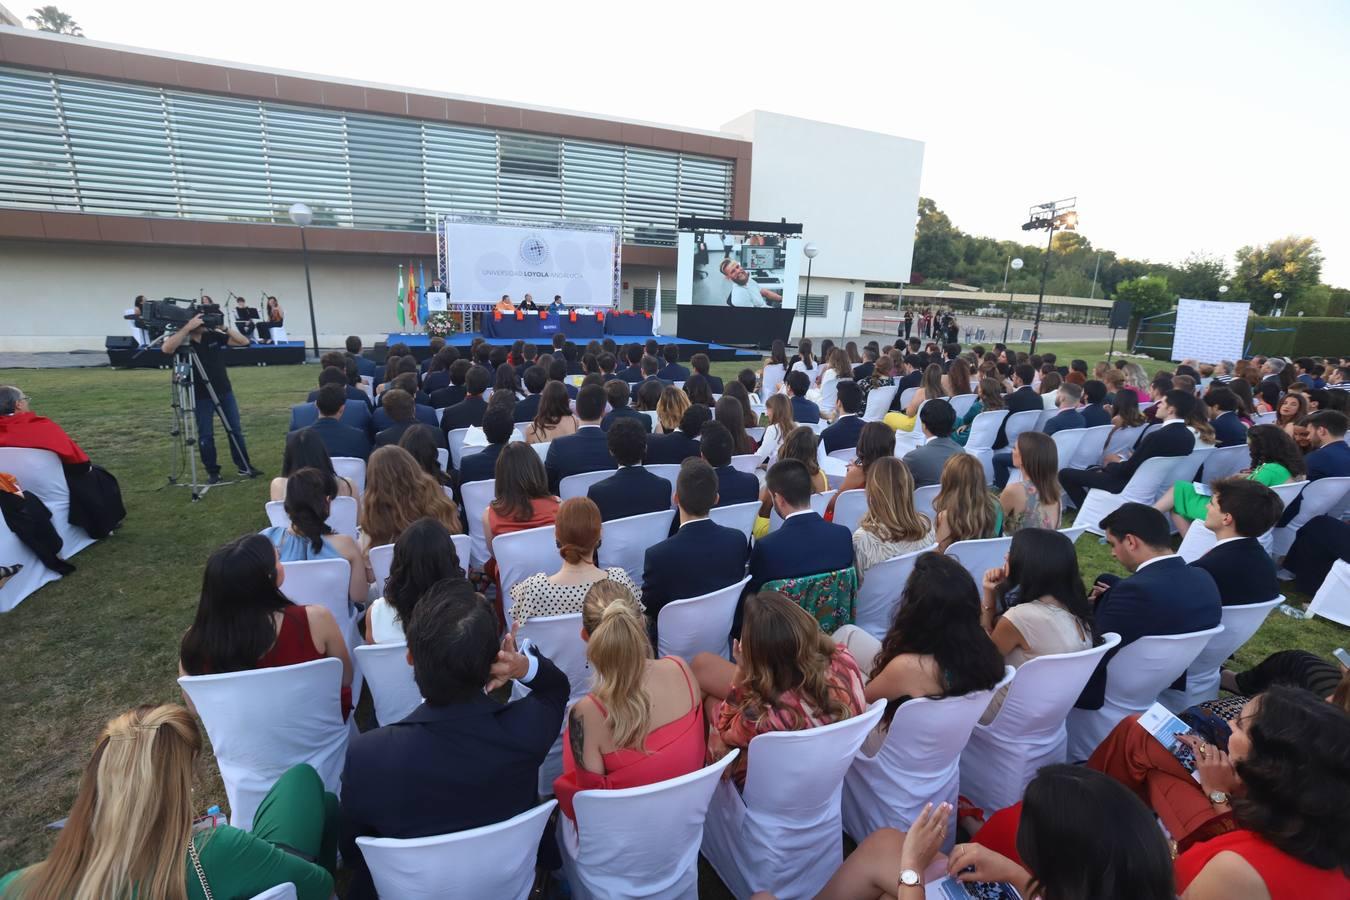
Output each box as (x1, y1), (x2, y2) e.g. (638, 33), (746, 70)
(194, 389), (250, 475)
(993, 451), (1015, 489)
(1060, 466), (1124, 508)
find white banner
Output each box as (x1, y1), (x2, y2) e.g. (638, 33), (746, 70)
(1172, 298), (1250, 363)
(443, 220), (618, 308)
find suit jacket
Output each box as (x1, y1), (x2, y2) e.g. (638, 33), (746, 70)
(1306, 439), (1350, 481)
(440, 396), (488, 432)
(422, 371), (450, 396)
(512, 394), (542, 424)
(630, 375), (673, 404)
(1190, 538), (1280, 607)
(714, 464), (761, 507)
(790, 395), (821, 425)
(1081, 403), (1112, 428)
(822, 414), (865, 455)
(1098, 421), (1196, 489)
(310, 417), (373, 461)
(657, 363), (691, 382)
(616, 365), (644, 384)
(602, 406), (652, 433)
(586, 466), (673, 521)
(700, 374), (725, 393)
(1208, 412), (1246, 448)
(352, 355), (378, 378)
(339, 655), (569, 900)
(376, 420), (447, 449)
(890, 371), (924, 410)
(1076, 556), (1221, 711)
(373, 403), (438, 433)
(903, 437), (963, 488)
(646, 431), (702, 466)
(308, 385), (373, 409)
(1043, 408), (1086, 435)
(290, 400), (372, 436)
(428, 384), (466, 409)
(747, 511), (854, 594)
(544, 426), (615, 493)
(995, 386), (1043, 449)
(641, 518), (749, 646)
(853, 362), (875, 380)
(459, 442), (505, 485)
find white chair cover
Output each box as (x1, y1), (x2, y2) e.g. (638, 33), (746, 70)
(948, 394), (977, 418)
(913, 484), (940, 524)
(702, 701), (886, 900)
(827, 447), (856, 463)
(1176, 521), (1220, 563)
(529, 440), (551, 464)
(247, 884), (297, 900)
(1049, 428), (1086, 474)
(1065, 624), (1224, 761)
(494, 525), (561, 622)
(331, 456), (366, 495)
(729, 453), (759, 474)
(944, 536), (1013, 591)
(1159, 597), (1282, 712)
(0, 512), (63, 613)
(821, 456), (848, 490)
(265, 497), (359, 540)
(1066, 424), (1114, 469)
(761, 364), (786, 399)
(1199, 443), (1250, 483)
(708, 501), (759, 541)
(657, 575), (750, 661)
(460, 479), (495, 568)
(451, 533), (470, 575)
(600, 509), (676, 585)
(962, 411), (1008, 484)
(436, 448), (450, 472)
(368, 543), (394, 602)
(645, 464), (682, 492)
(1270, 475), (1350, 555)
(768, 491), (837, 532)
(1171, 444), (1216, 485)
(746, 426), (766, 442)
(1073, 455), (1181, 535)
(560, 469), (615, 500)
(842, 668), (1014, 848)
(831, 489), (868, 533)
(352, 641), (422, 725)
(854, 550), (925, 639)
(178, 659), (348, 832)
(277, 556), (362, 696)
(558, 750), (739, 900)
(513, 613), (591, 795)
(1308, 558), (1350, 626)
(357, 800), (557, 900)
(1102, 424), (1147, 460)
(862, 385), (899, 422)
(1032, 407), (1056, 433)
(959, 635), (1121, 812)
(0, 447), (95, 558)
(1250, 411), (1277, 426)
(898, 387), (918, 409)
(1002, 410), (1042, 451)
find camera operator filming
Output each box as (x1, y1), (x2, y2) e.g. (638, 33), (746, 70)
(159, 302), (262, 486)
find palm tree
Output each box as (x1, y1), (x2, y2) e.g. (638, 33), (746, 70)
(27, 5), (84, 36)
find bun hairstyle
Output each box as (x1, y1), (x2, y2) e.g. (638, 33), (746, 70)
(554, 497), (602, 565)
(284, 467), (335, 552)
(582, 579), (653, 749)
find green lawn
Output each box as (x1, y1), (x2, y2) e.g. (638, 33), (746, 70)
(0, 353), (1345, 884)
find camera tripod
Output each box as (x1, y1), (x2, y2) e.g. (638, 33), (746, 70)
(158, 337), (255, 501)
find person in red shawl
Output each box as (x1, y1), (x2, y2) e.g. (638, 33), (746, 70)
(0, 385), (125, 539)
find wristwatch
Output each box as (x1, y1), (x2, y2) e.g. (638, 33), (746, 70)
(899, 868), (921, 887)
(1208, 790), (1230, 806)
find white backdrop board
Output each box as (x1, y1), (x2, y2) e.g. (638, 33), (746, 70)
(440, 218), (620, 307)
(1172, 298), (1250, 363)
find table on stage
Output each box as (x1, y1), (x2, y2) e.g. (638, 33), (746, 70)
(478, 310), (654, 340)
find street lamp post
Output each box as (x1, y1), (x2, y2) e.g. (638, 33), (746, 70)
(1002, 257), (1024, 342)
(1273, 291), (1284, 316)
(800, 242), (819, 345)
(1020, 197), (1077, 354)
(288, 202), (319, 359)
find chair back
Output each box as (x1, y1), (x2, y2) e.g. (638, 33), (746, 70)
(369, 543), (395, 596)
(854, 550), (925, 639)
(1059, 525), (1088, 544)
(247, 885), (298, 900)
(898, 387), (918, 409)
(818, 373), (840, 414)
(1071, 456), (1179, 533)
(178, 659), (348, 832)
(326, 495), (359, 540)
(515, 612), (590, 794)
(1251, 411), (1277, 426)
(962, 410), (1008, 484)
(451, 533), (470, 575)
(827, 447), (856, 463)
(1161, 598), (1282, 711)
(707, 501), (758, 541)
(460, 478), (495, 567)
(1307, 558), (1350, 627)
(559, 469), (615, 500)
(353, 641), (422, 725)
(768, 491), (837, 531)
(530, 440), (551, 464)
(762, 567), (858, 634)
(1048, 428), (1086, 474)
(743, 698), (885, 812)
(436, 448), (450, 472)
(1066, 424), (1114, 469)
(761, 364), (786, 399)
(1170, 444), (1215, 484)
(645, 464), (682, 491)
(913, 484), (940, 523)
(445, 427), (471, 470)
(1102, 424), (1147, 459)
(948, 394), (976, 418)
(357, 800), (557, 900)
(862, 385), (899, 422)
(1200, 443), (1249, 482)
(600, 509), (677, 584)
(1033, 408), (1056, 432)
(0, 446), (93, 556)
(1176, 521), (1220, 562)
(657, 575), (750, 661)
(944, 536), (1013, 590)
(331, 456), (366, 494)
(1273, 475), (1350, 555)
(561, 751), (739, 900)
(494, 525), (562, 621)
(729, 453), (760, 474)
(746, 426), (766, 442)
(821, 455), (848, 490)
(831, 489), (868, 533)
(278, 557), (355, 636)
(1002, 410), (1042, 449)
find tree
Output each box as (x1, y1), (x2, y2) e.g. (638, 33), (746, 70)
(910, 196), (961, 283)
(1172, 252), (1229, 301)
(1113, 274), (1175, 321)
(26, 5), (84, 35)
(1232, 236), (1324, 315)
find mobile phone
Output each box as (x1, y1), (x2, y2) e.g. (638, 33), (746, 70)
(1334, 647), (1350, 668)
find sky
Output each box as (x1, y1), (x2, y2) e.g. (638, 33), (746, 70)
(45, 0), (1350, 285)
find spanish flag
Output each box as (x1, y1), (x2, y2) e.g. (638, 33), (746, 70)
(406, 260), (418, 328)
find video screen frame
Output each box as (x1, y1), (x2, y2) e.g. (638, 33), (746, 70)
(676, 229), (803, 310)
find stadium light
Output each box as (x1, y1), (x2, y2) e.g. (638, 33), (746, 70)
(288, 203), (320, 359)
(1020, 197), (1077, 354)
(1003, 257), (1024, 342)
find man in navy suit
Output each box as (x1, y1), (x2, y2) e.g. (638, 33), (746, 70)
(615, 344), (645, 383)
(689, 353), (723, 393)
(601, 379), (651, 433)
(512, 366), (547, 424)
(428, 359), (470, 410)
(1203, 387), (1248, 447)
(1043, 383), (1087, 435)
(1075, 503), (1221, 712)
(440, 365), (490, 432)
(544, 384), (615, 493)
(1191, 477), (1283, 606)
(629, 355), (670, 404)
(340, 581), (569, 900)
(656, 344), (691, 382)
(746, 459), (854, 597)
(994, 364), (1042, 449)
(784, 370), (821, 424)
(586, 419), (673, 521)
(1279, 409), (1350, 525)
(458, 406), (513, 486)
(822, 381), (866, 454)
(1080, 380), (1112, 427)
(1059, 390), (1198, 508)
(290, 393), (372, 436)
(641, 458), (749, 646)
(547, 359), (579, 401)
(309, 384), (373, 461)
(307, 362), (372, 410)
(375, 390), (446, 449)
(700, 421), (760, 507)
(646, 404), (710, 465)
(853, 346), (877, 381)
(346, 336), (377, 379)
(373, 373), (439, 431)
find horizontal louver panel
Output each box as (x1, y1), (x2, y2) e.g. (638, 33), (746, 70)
(0, 70), (78, 210)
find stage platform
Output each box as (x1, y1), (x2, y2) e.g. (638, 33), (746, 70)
(107, 341), (309, 369)
(385, 333), (761, 363)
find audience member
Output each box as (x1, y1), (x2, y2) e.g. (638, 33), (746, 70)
(754, 393), (797, 466)
(630, 356), (668, 405)
(1302, 409), (1350, 479)
(1059, 389), (1198, 508)
(1188, 477), (1284, 606)
(271, 427), (357, 501)
(901, 397), (962, 488)
(849, 456), (935, 583)
(365, 517), (462, 643)
(262, 468), (371, 601)
(784, 370), (821, 424)
(822, 380), (866, 453)
(359, 446), (462, 549)
(1156, 424), (1302, 534)
(483, 442), (560, 575)
(509, 497), (638, 624)
(699, 421), (760, 507)
(374, 388), (435, 448)
(1205, 387), (1249, 447)
(646, 403), (709, 465)
(689, 352), (723, 392)
(858, 354), (896, 403)
(722, 380), (757, 429)
(308, 382), (374, 461)
(711, 396), (753, 455)
(746, 459), (854, 604)
(993, 364), (1042, 449)
(998, 431), (1063, 533)
(615, 344), (644, 383)
(601, 378), (650, 433)
(398, 423), (453, 488)
(459, 405), (515, 486)
(308, 355), (372, 408)
(586, 419), (673, 521)
(513, 365), (548, 423)
(526, 381), (579, 445)
(544, 384), (614, 493)
(683, 373), (714, 408)
(656, 344), (690, 382)
(428, 358), (471, 409)
(885, 363), (945, 431)
(654, 384), (690, 435)
(373, 373), (437, 430)
(952, 377), (1005, 446)
(932, 454), (1001, 551)
(439, 365), (490, 431)
(1079, 379), (1111, 427)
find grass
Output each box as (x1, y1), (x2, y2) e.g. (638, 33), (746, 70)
(1, 351), (1346, 886)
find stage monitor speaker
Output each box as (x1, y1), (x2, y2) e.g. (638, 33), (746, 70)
(1109, 300), (1133, 330)
(105, 336), (138, 350)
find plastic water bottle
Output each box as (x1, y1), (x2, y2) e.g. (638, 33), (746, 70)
(1277, 603), (1307, 619)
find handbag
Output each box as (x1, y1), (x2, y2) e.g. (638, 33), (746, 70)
(188, 835), (214, 900)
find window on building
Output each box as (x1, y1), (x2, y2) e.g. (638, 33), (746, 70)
(632, 287), (676, 313)
(799, 294), (830, 317)
(499, 134), (561, 180)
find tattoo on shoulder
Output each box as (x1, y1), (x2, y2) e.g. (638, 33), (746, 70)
(568, 706), (586, 764)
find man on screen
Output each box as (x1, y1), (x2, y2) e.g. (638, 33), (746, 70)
(719, 259), (782, 308)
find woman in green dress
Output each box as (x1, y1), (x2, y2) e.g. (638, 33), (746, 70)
(952, 377), (1006, 447)
(1155, 424), (1305, 536)
(0, 705), (336, 900)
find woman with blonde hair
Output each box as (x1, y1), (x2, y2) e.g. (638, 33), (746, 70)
(508, 497), (638, 624)
(885, 362), (946, 432)
(553, 580), (705, 822)
(850, 456), (935, 580)
(526, 380), (579, 444)
(0, 705), (336, 899)
(655, 385), (690, 435)
(999, 431), (1063, 533)
(359, 445), (461, 550)
(1120, 361), (1151, 401)
(953, 377), (1006, 446)
(933, 453), (1001, 551)
(753, 392), (797, 466)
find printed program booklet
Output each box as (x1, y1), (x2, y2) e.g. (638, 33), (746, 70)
(926, 876), (1023, 899)
(1137, 701), (1202, 780)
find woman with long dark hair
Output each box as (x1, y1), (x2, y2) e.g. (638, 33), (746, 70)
(952, 376), (1006, 447)
(261, 468), (370, 602)
(825, 421), (894, 519)
(270, 428), (355, 501)
(683, 373), (714, 409)
(1155, 424), (1302, 534)
(525, 381), (577, 444)
(398, 424), (453, 488)
(999, 431), (1063, 532)
(365, 517), (463, 643)
(722, 380), (758, 429)
(714, 395), (757, 455)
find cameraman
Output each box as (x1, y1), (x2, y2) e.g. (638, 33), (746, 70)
(161, 311), (262, 483)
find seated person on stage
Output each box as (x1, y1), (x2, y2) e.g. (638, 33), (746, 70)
(902, 397), (964, 489)
(689, 352), (723, 393)
(0, 706), (338, 900)
(547, 294), (566, 316)
(544, 384), (614, 493)
(1155, 423), (1301, 535)
(848, 456), (935, 584)
(825, 421), (895, 517)
(519, 293), (538, 312)
(640, 458), (750, 645)
(525, 382), (579, 445)
(429, 358), (471, 410)
(616, 343), (645, 383)
(746, 459), (853, 598)
(646, 403), (711, 465)
(513, 365), (548, 423)
(365, 518), (463, 643)
(339, 581), (570, 900)
(459, 405), (514, 486)
(586, 419), (672, 522)
(359, 446), (462, 551)
(601, 378), (651, 433)
(998, 431), (1064, 533)
(0, 384), (126, 539)
(785, 370), (821, 424)
(554, 580), (705, 821)
(508, 498), (639, 626)
(821, 380), (866, 454)
(180, 533), (353, 719)
(375, 388), (444, 449)
(656, 344), (690, 383)
(1059, 389), (1199, 508)
(494, 293), (517, 313)
(1188, 477), (1283, 606)
(700, 421), (760, 507)
(692, 591), (866, 787)
(439, 365), (490, 432)
(271, 427), (359, 501)
(1075, 503), (1221, 712)
(262, 468), (371, 603)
